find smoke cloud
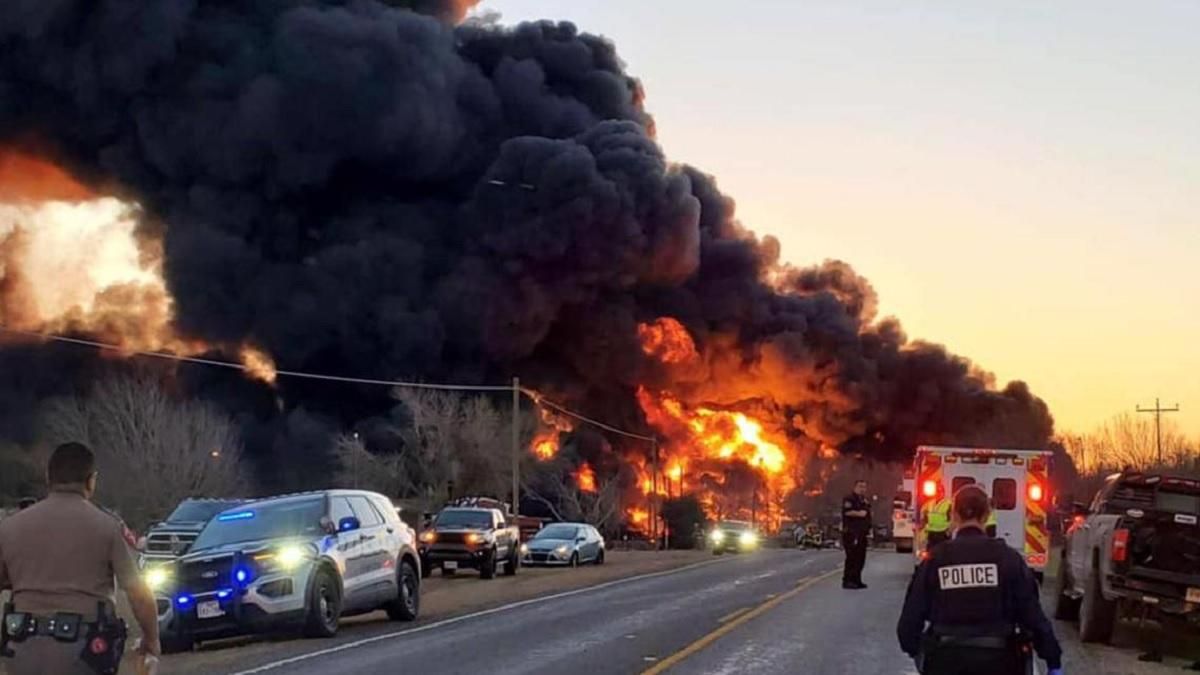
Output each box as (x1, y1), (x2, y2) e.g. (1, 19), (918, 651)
(0, 1), (1052, 481)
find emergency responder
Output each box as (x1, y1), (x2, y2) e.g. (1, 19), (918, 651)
(0, 442), (161, 674)
(923, 495), (952, 550)
(841, 479), (871, 589)
(897, 485), (1063, 675)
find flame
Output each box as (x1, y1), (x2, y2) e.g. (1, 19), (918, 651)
(0, 150), (281, 386)
(636, 387), (797, 530)
(638, 317), (699, 365)
(532, 433), (558, 461)
(575, 462), (597, 493)
(627, 507), (649, 526)
(240, 346), (278, 385)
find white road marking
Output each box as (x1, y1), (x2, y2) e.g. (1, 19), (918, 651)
(227, 554), (773, 674)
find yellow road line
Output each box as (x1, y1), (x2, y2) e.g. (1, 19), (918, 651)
(641, 568), (841, 675)
(716, 607), (750, 624)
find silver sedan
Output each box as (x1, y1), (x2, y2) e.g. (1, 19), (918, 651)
(521, 523), (605, 567)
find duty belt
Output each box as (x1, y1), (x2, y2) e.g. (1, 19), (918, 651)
(932, 634), (1010, 649)
(6, 612), (95, 642)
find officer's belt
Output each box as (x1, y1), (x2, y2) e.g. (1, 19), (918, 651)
(11, 614), (98, 642)
(931, 634), (1010, 650)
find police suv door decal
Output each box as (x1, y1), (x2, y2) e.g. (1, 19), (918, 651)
(938, 563), (999, 590)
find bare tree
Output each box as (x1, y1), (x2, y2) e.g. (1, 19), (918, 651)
(38, 372), (250, 529)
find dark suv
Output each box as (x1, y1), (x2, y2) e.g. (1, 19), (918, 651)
(152, 490), (421, 651)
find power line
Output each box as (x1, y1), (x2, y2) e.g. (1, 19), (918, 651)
(0, 325), (513, 392)
(524, 388), (657, 443)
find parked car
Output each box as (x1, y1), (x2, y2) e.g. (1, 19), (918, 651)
(521, 522), (605, 566)
(151, 490), (421, 652)
(140, 497), (248, 568)
(709, 520), (760, 554)
(1056, 471), (1200, 643)
(419, 506), (520, 579)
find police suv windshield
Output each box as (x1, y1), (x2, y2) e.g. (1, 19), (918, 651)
(534, 524), (580, 540)
(192, 497), (326, 550)
(435, 509), (492, 528)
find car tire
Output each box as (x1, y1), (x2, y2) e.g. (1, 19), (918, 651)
(1054, 555), (1081, 622)
(303, 565), (342, 638)
(569, 552), (579, 568)
(595, 549), (605, 565)
(504, 547), (519, 577)
(1079, 559), (1116, 643)
(385, 559), (420, 622)
(480, 548), (497, 580)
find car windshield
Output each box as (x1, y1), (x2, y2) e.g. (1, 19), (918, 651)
(717, 522), (750, 532)
(436, 510), (492, 528)
(168, 500), (239, 523)
(534, 524), (581, 540)
(192, 498), (325, 550)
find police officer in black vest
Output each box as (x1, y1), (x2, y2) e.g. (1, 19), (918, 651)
(896, 484), (1063, 675)
(841, 479), (871, 589)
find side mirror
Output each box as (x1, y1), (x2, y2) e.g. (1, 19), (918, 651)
(576, 536), (587, 543)
(338, 516), (361, 533)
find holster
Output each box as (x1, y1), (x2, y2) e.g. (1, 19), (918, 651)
(79, 602), (126, 675)
(1, 602), (27, 658)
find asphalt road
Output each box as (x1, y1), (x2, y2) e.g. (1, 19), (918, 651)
(222, 548), (847, 675)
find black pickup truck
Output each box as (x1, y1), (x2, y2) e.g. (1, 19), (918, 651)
(417, 505), (521, 579)
(1056, 471), (1200, 643)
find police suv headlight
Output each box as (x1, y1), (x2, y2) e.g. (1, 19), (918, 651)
(144, 566), (171, 591)
(710, 530), (725, 543)
(739, 531), (757, 547)
(254, 544), (314, 574)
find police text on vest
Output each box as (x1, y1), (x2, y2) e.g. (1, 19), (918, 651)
(938, 563), (999, 590)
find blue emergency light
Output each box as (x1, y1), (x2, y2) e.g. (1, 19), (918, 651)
(218, 511), (255, 522)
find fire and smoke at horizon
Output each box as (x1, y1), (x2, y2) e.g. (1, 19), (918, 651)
(0, 0), (1052, 509)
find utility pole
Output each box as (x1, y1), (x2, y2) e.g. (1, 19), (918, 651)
(651, 438), (659, 550)
(1137, 398), (1180, 466)
(512, 377), (521, 517)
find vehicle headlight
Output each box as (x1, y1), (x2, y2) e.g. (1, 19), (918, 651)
(144, 567), (171, 591)
(710, 530), (725, 543)
(520, 543), (529, 554)
(555, 544), (570, 557)
(739, 531), (757, 546)
(465, 532), (488, 545)
(419, 531), (436, 544)
(255, 545), (311, 573)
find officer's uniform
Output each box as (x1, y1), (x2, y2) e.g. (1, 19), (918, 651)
(924, 498), (952, 549)
(0, 490), (138, 675)
(896, 525), (1062, 675)
(841, 492), (871, 587)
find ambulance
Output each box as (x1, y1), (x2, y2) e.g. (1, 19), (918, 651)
(892, 470), (915, 553)
(912, 445), (1053, 580)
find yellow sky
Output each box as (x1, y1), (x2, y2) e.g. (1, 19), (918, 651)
(488, 1), (1199, 437)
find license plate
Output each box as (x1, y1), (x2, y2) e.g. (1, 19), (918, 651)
(443, 561), (457, 570)
(1187, 588), (1200, 604)
(197, 600), (225, 620)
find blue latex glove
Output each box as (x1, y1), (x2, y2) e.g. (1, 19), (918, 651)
(1048, 668), (1064, 675)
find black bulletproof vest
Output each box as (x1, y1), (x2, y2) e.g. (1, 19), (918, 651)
(927, 530), (1013, 633)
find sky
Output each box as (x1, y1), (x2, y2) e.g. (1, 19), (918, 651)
(481, 1), (1200, 437)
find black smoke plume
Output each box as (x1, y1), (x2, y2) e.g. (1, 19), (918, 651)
(0, 0), (1052, 486)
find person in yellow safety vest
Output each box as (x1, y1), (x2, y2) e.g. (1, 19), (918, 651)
(924, 497), (952, 550)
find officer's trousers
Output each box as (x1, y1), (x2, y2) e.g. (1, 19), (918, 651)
(923, 645), (1025, 675)
(842, 530), (867, 584)
(8, 636), (95, 675)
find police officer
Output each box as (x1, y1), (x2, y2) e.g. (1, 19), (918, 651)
(0, 442), (160, 674)
(924, 495), (952, 550)
(842, 479), (871, 589)
(897, 485), (1062, 675)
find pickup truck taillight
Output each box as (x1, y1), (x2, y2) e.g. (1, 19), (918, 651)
(1111, 528), (1130, 562)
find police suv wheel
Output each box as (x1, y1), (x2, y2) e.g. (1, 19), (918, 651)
(303, 566), (342, 638)
(386, 559), (420, 622)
